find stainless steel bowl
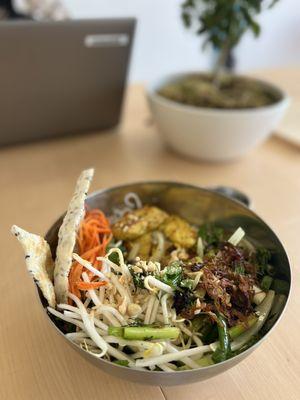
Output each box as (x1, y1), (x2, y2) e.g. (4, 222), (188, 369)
(42, 182), (291, 386)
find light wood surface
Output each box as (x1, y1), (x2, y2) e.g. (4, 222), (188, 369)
(1, 69), (300, 400)
(254, 67), (300, 147)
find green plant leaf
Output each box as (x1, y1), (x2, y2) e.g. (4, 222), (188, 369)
(180, 0), (279, 73)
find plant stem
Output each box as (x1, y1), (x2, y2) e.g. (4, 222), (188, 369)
(213, 39), (231, 86)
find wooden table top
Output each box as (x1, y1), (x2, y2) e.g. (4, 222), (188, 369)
(1, 69), (300, 400)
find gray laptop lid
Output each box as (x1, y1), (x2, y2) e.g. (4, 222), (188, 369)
(0, 18), (135, 145)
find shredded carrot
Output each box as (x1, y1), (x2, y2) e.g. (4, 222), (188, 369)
(68, 208), (112, 299)
(76, 281), (107, 290)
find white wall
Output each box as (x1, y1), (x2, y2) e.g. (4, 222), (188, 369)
(63, 0), (300, 82)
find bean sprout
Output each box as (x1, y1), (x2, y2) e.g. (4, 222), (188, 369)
(72, 253), (108, 281)
(151, 231), (165, 262)
(144, 276), (173, 294)
(124, 192), (142, 209)
(135, 344), (212, 368)
(144, 295), (156, 324)
(68, 292), (108, 357)
(161, 293), (171, 325)
(196, 237), (204, 259)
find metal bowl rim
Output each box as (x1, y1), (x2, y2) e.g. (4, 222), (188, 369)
(43, 180), (292, 376)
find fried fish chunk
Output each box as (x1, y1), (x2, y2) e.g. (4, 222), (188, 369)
(112, 206), (168, 240)
(161, 215), (196, 249)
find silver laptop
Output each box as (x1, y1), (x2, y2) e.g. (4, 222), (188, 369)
(0, 18), (135, 145)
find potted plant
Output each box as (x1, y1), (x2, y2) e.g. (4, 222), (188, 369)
(148, 0), (289, 161)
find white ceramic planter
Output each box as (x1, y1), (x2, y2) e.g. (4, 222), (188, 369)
(148, 72), (290, 162)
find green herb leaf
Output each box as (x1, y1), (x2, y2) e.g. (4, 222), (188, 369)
(256, 247), (271, 265)
(180, 278), (194, 290)
(234, 262), (245, 275)
(198, 224), (224, 247)
(160, 261), (183, 288)
(254, 247), (271, 275)
(130, 270), (145, 289)
(107, 243), (126, 265)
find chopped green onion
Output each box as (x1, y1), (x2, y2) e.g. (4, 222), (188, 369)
(228, 227), (245, 246)
(180, 278), (194, 290)
(231, 290), (275, 352)
(196, 354), (214, 367)
(260, 275), (273, 291)
(212, 313), (231, 363)
(229, 315), (257, 339)
(123, 326), (180, 341)
(113, 360), (129, 367)
(108, 326), (124, 337)
(176, 365), (189, 371)
(176, 354), (214, 370)
(261, 294), (287, 334)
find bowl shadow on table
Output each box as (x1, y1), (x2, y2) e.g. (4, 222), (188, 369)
(161, 137), (251, 165)
(156, 126), (300, 165)
(271, 135), (300, 156)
